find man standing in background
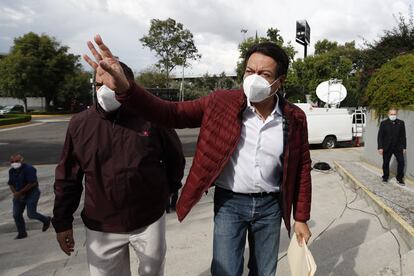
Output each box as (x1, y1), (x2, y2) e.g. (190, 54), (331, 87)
(378, 108), (407, 185)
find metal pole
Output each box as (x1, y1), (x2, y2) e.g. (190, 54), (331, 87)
(90, 77), (95, 105)
(304, 44), (308, 58)
(179, 59), (186, 102)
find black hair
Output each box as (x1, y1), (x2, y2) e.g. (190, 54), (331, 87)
(119, 61), (134, 81)
(244, 42), (289, 78)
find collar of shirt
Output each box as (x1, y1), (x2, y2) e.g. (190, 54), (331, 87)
(246, 94), (282, 119)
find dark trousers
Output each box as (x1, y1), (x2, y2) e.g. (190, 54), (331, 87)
(382, 149), (405, 181)
(12, 188), (48, 236)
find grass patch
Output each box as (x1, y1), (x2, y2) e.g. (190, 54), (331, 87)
(0, 114), (32, 126)
(29, 111), (73, 115)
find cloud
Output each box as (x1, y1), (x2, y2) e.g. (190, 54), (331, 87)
(0, 0), (411, 75)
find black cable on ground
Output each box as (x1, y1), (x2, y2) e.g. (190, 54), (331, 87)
(340, 176), (403, 276)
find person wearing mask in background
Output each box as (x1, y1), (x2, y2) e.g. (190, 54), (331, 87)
(7, 153), (51, 240)
(52, 61), (185, 276)
(378, 107), (407, 185)
(84, 35), (312, 276)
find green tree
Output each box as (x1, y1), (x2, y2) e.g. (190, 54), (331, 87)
(287, 40), (363, 107)
(136, 67), (169, 88)
(57, 68), (92, 111)
(236, 28), (297, 81)
(0, 32), (80, 111)
(0, 51), (35, 111)
(360, 10), (414, 95)
(365, 54), (414, 117)
(140, 18), (201, 85)
(314, 39), (338, 55)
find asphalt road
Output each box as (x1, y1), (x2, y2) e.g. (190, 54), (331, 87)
(0, 116), (199, 167)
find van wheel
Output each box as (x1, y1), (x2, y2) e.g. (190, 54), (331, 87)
(322, 136), (337, 149)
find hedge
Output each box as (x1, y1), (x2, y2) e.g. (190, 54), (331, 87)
(365, 54), (414, 117)
(29, 111), (73, 115)
(0, 114), (32, 126)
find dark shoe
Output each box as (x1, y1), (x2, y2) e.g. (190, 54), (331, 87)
(15, 233), (28, 240)
(42, 216), (51, 232)
(382, 178), (388, 183)
(397, 180), (405, 186)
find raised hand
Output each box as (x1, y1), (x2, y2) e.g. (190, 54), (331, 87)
(83, 34), (130, 94)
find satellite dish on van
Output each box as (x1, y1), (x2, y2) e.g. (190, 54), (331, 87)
(316, 79), (347, 105)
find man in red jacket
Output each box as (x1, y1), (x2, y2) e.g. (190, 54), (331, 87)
(84, 35), (312, 276)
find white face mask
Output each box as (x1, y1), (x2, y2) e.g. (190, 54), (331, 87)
(97, 85), (121, 112)
(243, 74), (278, 103)
(389, 115), (397, 121)
(11, 162), (22, 169)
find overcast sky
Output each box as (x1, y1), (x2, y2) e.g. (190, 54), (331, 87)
(0, 0), (412, 76)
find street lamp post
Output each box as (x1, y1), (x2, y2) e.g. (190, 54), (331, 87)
(295, 20), (311, 58)
(179, 64), (185, 101)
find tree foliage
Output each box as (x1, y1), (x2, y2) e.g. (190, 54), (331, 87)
(236, 28), (297, 81)
(360, 11), (414, 95)
(0, 32), (82, 111)
(57, 68), (92, 111)
(140, 18), (201, 84)
(136, 67), (169, 88)
(314, 39), (339, 55)
(365, 54), (414, 117)
(287, 41), (363, 106)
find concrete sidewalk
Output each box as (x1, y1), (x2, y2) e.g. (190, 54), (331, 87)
(1, 148), (414, 275)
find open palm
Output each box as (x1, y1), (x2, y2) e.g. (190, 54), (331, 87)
(83, 34), (130, 93)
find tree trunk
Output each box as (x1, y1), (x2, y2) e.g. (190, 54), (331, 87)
(166, 65), (170, 88)
(23, 98), (27, 113)
(45, 96), (52, 111)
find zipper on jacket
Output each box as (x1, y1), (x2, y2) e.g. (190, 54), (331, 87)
(112, 109), (121, 129)
(280, 115), (290, 194)
(205, 117), (243, 194)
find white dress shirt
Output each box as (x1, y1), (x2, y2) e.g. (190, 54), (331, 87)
(215, 96), (284, 193)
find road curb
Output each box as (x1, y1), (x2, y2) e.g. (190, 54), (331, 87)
(334, 160), (414, 249)
(0, 121), (33, 129)
(31, 114), (71, 118)
(361, 160), (414, 187)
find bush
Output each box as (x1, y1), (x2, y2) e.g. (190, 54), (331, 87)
(29, 111), (73, 115)
(365, 54), (414, 117)
(0, 114), (32, 126)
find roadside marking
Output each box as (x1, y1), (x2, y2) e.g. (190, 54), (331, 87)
(334, 161), (414, 239)
(35, 119), (71, 123)
(0, 122), (45, 132)
(361, 161), (414, 187)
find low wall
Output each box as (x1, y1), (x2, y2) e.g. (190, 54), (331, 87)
(0, 97), (46, 110)
(363, 110), (414, 181)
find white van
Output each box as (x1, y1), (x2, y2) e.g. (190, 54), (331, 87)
(295, 103), (365, 149)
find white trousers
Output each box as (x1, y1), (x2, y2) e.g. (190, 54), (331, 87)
(85, 213), (166, 276)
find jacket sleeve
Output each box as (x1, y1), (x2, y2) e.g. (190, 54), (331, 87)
(377, 121), (384, 149)
(159, 128), (186, 194)
(293, 116), (312, 222)
(401, 121), (406, 149)
(117, 81), (208, 129)
(52, 125), (84, 233)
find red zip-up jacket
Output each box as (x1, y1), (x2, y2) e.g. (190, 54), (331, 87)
(52, 104), (185, 233)
(117, 82), (312, 234)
